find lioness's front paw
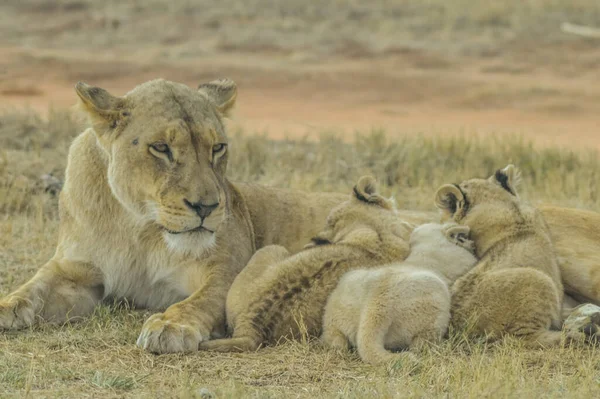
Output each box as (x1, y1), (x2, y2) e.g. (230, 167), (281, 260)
(564, 303), (600, 342)
(136, 312), (206, 354)
(0, 296), (36, 330)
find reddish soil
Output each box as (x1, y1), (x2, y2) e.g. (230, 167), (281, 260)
(1, 46), (598, 149)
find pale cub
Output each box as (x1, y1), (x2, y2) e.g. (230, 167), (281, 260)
(322, 223), (477, 364)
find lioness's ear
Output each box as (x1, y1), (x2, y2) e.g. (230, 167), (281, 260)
(491, 164), (521, 196)
(198, 78), (237, 117)
(352, 176), (393, 209)
(75, 82), (124, 134)
(434, 184), (464, 217)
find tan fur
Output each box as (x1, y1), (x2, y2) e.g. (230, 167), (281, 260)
(435, 165), (586, 347)
(322, 223), (477, 364)
(538, 206), (600, 340)
(0, 79), (347, 354)
(228, 191), (600, 321)
(199, 177), (414, 352)
(540, 205), (600, 308)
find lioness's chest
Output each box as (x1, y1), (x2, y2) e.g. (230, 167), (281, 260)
(100, 246), (191, 309)
(65, 230), (196, 309)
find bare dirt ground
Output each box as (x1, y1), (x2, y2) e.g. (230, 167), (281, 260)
(2, 45), (599, 149)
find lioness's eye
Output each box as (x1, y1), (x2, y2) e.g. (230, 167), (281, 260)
(149, 142), (173, 162)
(151, 143), (170, 153)
(212, 143), (227, 154)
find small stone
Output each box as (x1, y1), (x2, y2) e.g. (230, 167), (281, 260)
(564, 303), (600, 338)
(197, 387), (215, 399)
(40, 173), (63, 195)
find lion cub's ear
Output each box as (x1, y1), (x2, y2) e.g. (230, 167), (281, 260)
(198, 78), (237, 117)
(490, 164), (521, 196)
(304, 230), (333, 250)
(75, 82), (125, 135)
(434, 184), (465, 218)
(352, 176), (393, 210)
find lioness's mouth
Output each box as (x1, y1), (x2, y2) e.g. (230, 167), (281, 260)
(164, 225), (214, 235)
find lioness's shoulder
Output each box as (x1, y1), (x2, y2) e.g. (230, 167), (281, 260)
(540, 205), (600, 222)
(234, 182), (346, 202)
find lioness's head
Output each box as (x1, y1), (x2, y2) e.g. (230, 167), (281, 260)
(434, 165), (526, 253)
(308, 176), (412, 259)
(76, 78), (237, 256)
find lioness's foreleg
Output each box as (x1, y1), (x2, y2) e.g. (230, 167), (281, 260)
(0, 258), (104, 329)
(136, 265), (235, 354)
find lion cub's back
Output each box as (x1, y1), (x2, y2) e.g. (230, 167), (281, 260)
(326, 266), (450, 347)
(226, 245), (297, 330)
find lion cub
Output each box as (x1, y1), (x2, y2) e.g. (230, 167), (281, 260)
(322, 222), (477, 364)
(200, 176), (414, 352)
(435, 165), (586, 347)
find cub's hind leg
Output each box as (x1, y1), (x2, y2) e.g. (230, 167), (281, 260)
(321, 322), (350, 352)
(199, 336), (261, 352)
(230, 245), (291, 297)
(356, 302), (415, 365)
(321, 288), (352, 352)
(199, 320), (263, 352)
(454, 268), (585, 347)
(244, 245), (292, 273)
(226, 245), (291, 331)
(389, 273), (451, 355)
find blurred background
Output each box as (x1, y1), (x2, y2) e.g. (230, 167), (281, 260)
(1, 0), (599, 146)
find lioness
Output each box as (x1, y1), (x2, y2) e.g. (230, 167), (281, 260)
(0, 78), (355, 354)
(322, 222), (477, 364)
(199, 176), (415, 352)
(435, 165), (587, 346)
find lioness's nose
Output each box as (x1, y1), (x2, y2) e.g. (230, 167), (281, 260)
(184, 199), (219, 219)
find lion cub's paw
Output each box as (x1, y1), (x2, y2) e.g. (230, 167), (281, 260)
(0, 296), (36, 330)
(442, 223), (475, 253)
(564, 303), (600, 343)
(136, 312), (206, 354)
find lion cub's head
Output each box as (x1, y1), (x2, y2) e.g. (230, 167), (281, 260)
(76, 78), (237, 256)
(307, 176), (412, 260)
(410, 222), (475, 255)
(434, 165), (537, 255)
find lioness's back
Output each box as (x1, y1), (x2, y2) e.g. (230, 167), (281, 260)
(235, 182), (346, 252)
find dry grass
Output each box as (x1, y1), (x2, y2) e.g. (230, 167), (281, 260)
(2, 109), (600, 397)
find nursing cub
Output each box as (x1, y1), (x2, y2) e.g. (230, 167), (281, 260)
(435, 165), (586, 346)
(200, 176), (414, 352)
(322, 223), (477, 364)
